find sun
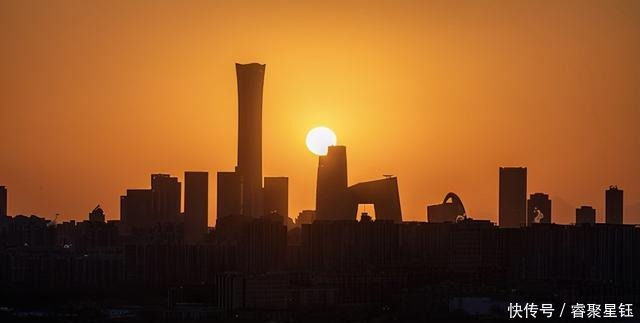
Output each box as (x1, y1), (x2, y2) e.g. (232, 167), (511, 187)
(306, 126), (337, 156)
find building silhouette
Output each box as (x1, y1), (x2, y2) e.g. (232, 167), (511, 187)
(606, 185), (623, 224)
(296, 210), (316, 225)
(7, 63), (640, 321)
(427, 192), (466, 223)
(217, 63), (288, 223)
(349, 177), (402, 222)
(119, 195), (127, 227)
(89, 205), (106, 223)
(263, 177), (288, 218)
(245, 215), (287, 273)
(576, 205), (596, 224)
(527, 193), (551, 225)
(316, 145), (350, 221)
(236, 63), (265, 218)
(184, 171), (208, 244)
(121, 189), (153, 231)
(499, 167), (527, 228)
(151, 174), (181, 224)
(315, 145), (402, 222)
(0, 186), (6, 217)
(217, 171), (242, 222)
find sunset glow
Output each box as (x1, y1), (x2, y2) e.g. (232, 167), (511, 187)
(1, 1), (639, 225)
(305, 126), (337, 156)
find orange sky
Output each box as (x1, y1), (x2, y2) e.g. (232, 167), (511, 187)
(1, 0), (639, 225)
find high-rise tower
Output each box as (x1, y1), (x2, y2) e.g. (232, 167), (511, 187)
(605, 186), (623, 224)
(576, 205), (596, 224)
(527, 193), (551, 225)
(151, 174), (181, 223)
(499, 167), (527, 228)
(185, 171), (209, 243)
(316, 145), (351, 221)
(236, 63), (265, 218)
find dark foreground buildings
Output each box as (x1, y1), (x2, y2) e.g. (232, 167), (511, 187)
(0, 173), (638, 322)
(1, 214), (639, 322)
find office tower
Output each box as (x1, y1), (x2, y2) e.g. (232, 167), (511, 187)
(236, 63), (265, 218)
(316, 145), (351, 221)
(263, 177), (288, 218)
(151, 174), (181, 223)
(123, 189), (153, 229)
(605, 186), (623, 224)
(576, 206), (596, 224)
(217, 171), (242, 221)
(89, 205), (106, 223)
(0, 186), (6, 217)
(499, 167), (527, 228)
(527, 193), (551, 225)
(428, 192), (466, 223)
(184, 171), (209, 244)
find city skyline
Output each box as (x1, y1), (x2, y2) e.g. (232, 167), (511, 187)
(1, 2), (640, 321)
(2, 1), (640, 225)
(1, 60), (636, 227)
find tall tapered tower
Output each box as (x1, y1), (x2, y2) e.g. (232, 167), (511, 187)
(315, 145), (351, 220)
(236, 63), (265, 218)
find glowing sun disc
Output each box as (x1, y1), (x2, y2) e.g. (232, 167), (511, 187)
(306, 127), (337, 156)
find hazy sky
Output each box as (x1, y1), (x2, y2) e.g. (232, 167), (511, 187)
(1, 0), (639, 225)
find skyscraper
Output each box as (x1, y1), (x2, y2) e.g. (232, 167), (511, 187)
(185, 171), (208, 243)
(527, 193), (551, 225)
(151, 174), (181, 223)
(0, 186), (6, 217)
(576, 206), (596, 224)
(217, 171), (242, 221)
(123, 189), (153, 230)
(236, 63), (265, 218)
(316, 145), (351, 221)
(263, 177), (288, 218)
(605, 186), (623, 225)
(499, 167), (527, 228)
